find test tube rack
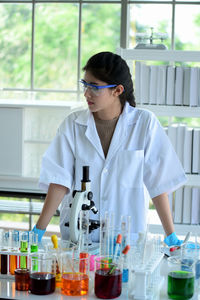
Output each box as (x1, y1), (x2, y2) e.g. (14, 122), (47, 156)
(130, 251), (164, 300)
(0, 249), (39, 280)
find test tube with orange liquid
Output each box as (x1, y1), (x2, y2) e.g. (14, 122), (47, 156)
(9, 230), (19, 275)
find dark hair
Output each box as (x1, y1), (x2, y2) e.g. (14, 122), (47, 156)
(83, 51), (136, 107)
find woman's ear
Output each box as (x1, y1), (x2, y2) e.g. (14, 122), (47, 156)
(113, 84), (124, 97)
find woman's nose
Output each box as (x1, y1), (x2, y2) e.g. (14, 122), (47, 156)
(84, 87), (92, 97)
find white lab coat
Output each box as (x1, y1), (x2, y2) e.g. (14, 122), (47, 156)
(39, 102), (187, 241)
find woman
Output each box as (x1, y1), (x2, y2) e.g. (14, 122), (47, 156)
(33, 51), (186, 246)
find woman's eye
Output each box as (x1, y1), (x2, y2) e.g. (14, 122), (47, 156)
(92, 86), (99, 91)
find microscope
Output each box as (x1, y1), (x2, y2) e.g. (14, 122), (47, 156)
(65, 166), (100, 245)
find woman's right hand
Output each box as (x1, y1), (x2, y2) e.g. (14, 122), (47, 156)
(32, 224), (46, 242)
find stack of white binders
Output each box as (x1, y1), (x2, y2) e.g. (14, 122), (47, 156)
(135, 62), (200, 106)
(166, 124), (200, 175)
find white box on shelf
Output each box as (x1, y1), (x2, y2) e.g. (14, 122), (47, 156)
(174, 66), (184, 106)
(166, 66), (175, 106)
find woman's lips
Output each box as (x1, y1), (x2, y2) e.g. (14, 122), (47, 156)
(87, 101), (94, 106)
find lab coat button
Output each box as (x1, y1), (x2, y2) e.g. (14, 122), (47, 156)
(103, 168), (108, 173)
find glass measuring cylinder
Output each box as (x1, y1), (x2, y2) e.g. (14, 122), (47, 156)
(167, 256), (195, 300)
(29, 253), (56, 295)
(61, 253), (89, 296)
(94, 256), (122, 299)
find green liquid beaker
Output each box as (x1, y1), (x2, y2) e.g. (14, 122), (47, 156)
(167, 256), (195, 300)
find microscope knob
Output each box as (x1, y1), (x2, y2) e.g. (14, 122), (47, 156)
(87, 191), (93, 200)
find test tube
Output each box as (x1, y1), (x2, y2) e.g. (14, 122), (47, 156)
(100, 211), (110, 256)
(79, 210), (89, 273)
(30, 233), (38, 271)
(109, 212), (114, 256)
(20, 232), (28, 269)
(9, 230), (19, 275)
(120, 215), (131, 249)
(1, 231), (9, 274)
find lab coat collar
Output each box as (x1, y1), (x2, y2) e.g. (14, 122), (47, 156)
(75, 108), (105, 159)
(74, 103), (139, 160)
(74, 102), (138, 126)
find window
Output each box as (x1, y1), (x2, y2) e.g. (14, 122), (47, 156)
(0, 1), (199, 101)
(0, 0), (121, 101)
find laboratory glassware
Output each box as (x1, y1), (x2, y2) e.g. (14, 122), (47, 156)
(29, 253), (56, 295)
(61, 252), (89, 296)
(94, 255), (122, 299)
(167, 255), (195, 299)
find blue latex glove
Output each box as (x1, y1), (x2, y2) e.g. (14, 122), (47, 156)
(32, 225), (46, 242)
(164, 232), (198, 249)
(164, 232), (182, 247)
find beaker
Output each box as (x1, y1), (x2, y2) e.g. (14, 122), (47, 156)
(94, 255), (122, 299)
(167, 256), (195, 300)
(29, 253), (56, 295)
(15, 268), (30, 291)
(61, 252), (89, 296)
(48, 239), (75, 288)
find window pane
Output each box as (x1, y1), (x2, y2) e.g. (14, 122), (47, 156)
(129, 4), (172, 49)
(81, 3), (121, 72)
(34, 3), (79, 90)
(175, 5), (200, 50)
(0, 3), (32, 89)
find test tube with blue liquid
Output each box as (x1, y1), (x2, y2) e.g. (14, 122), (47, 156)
(121, 245), (131, 283)
(100, 211), (116, 257)
(120, 215), (131, 283)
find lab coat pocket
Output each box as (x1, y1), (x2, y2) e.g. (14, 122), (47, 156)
(117, 150), (144, 188)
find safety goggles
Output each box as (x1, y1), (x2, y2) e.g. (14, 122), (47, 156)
(80, 79), (117, 96)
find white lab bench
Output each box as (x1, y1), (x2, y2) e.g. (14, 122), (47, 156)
(0, 278), (158, 300)
(0, 272), (200, 300)
(0, 240), (200, 300)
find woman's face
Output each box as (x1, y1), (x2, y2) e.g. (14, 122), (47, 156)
(83, 70), (122, 120)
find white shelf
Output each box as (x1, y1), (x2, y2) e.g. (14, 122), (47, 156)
(149, 223), (200, 235)
(0, 99), (85, 109)
(138, 104), (200, 117)
(118, 49), (200, 62)
(0, 175), (45, 194)
(24, 139), (51, 144)
(186, 174), (200, 187)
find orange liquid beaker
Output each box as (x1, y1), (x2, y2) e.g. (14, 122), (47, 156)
(61, 272), (89, 296)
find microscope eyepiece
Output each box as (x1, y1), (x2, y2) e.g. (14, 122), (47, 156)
(82, 166), (90, 182)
